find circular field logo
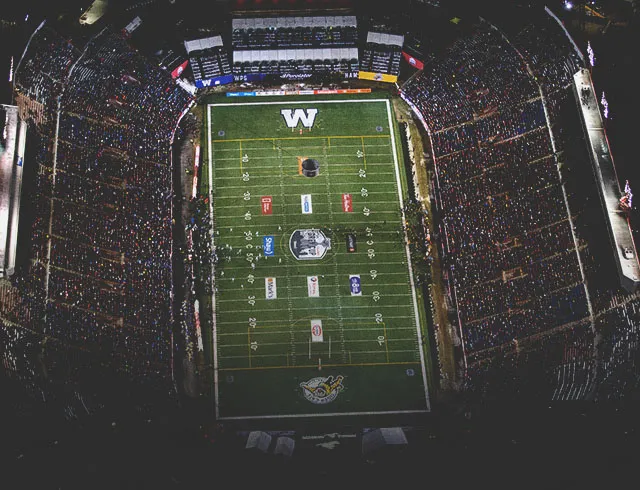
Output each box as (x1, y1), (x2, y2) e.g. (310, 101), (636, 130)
(300, 375), (345, 405)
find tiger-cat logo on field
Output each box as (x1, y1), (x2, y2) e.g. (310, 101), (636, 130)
(300, 375), (344, 404)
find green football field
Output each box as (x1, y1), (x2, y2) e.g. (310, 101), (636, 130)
(204, 96), (430, 419)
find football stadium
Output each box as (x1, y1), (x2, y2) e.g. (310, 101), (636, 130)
(2, 0), (640, 484)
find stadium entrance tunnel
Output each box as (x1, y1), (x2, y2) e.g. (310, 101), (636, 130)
(302, 158), (320, 177)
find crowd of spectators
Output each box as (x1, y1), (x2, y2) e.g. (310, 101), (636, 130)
(401, 19), (589, 365)
(13, 25), (193, 382)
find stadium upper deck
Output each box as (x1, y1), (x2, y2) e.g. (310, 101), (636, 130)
(401, 17), (590, 365)
(12, 23), (193, 381)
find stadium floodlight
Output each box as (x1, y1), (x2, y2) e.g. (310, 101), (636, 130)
(564, 1), (574, 10)
(601, 91), (609, 118)
(587, 41), (595, 67)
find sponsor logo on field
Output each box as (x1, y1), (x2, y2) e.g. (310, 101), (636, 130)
(265, 277), (277, 300)
(300, 375), (344, 404)
(289, 229), (331, 261)
(346, 234), (357, 253)
(349, 275), (362, 296)
(261, 196), (273, 215)
(342, 193), (353, 212)
(307, 276), (320, 297)
(263, 236), (275, 256)
(280, 108), (318, 129)
(310, 318), (323, 342)
(301, 194), (313, 214)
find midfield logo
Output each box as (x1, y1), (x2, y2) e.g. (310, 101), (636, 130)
(280, 108), (318, 129)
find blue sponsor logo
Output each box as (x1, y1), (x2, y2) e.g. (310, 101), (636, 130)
(349, 275), (361, 296)
(263, 236), (275, 256)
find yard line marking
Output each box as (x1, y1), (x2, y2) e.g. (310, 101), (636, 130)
(212, 134), (390, 143)
(223, 305), (416, 313)
(218, 360), (420, 371)
(220, 338), (406, 349)
(218, 326), (417, 335)
(216, 293), (412, 302)
(323, 137), (347, 362)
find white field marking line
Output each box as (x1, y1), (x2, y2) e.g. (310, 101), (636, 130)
(212, 200), (400, 208)
(214, 170), (396, 178)
(275, 139), (297, 365)
(213, 182), (400, 189)
(215, 212), (399, 221)
(212, 154), (393, 163)
(215, 261), (411, 270)
(215, 210), (400, 217)
(216, 281), (412, 291)
(218, 409), (429, 421)
(217, 314), (416, 326)
(208, 98), (391, 108)
(213, 142), (392, 150)
(208, 104), (222, 419)
(222, 305), (415, 313)
(214, 190), (396, 197)
(221, 348), (418, 359)
(385, 98), (431, 411)
(210, 221), (400, 229)
(220, 338), (402, 349)
(218, 326), (416, 336)
(217, 293), (412, 302)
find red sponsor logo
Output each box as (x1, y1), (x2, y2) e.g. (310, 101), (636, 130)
(261, 196), (273, 215)
(171, 60), (189, 79)
(342, 193), (353, 213)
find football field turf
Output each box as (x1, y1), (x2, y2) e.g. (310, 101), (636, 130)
(205, 96), (430, 419)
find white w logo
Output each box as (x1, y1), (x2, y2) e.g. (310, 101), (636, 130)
(280, 108), (318, 128)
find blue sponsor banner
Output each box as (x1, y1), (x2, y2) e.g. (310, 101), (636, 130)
(263, 235), (275, 256)
(233, 73), (267, 83)
(226, 91), (256, 97)
(349, 274), (362, 296)
(196, 74), (234, 88)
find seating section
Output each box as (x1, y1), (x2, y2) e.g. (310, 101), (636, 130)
(401, 22), (588, 360)
(15, 27), (193, 382)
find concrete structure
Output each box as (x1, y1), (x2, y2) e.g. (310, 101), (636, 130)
(573, 68), (640, 292)
(0, 105), (25, 277)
